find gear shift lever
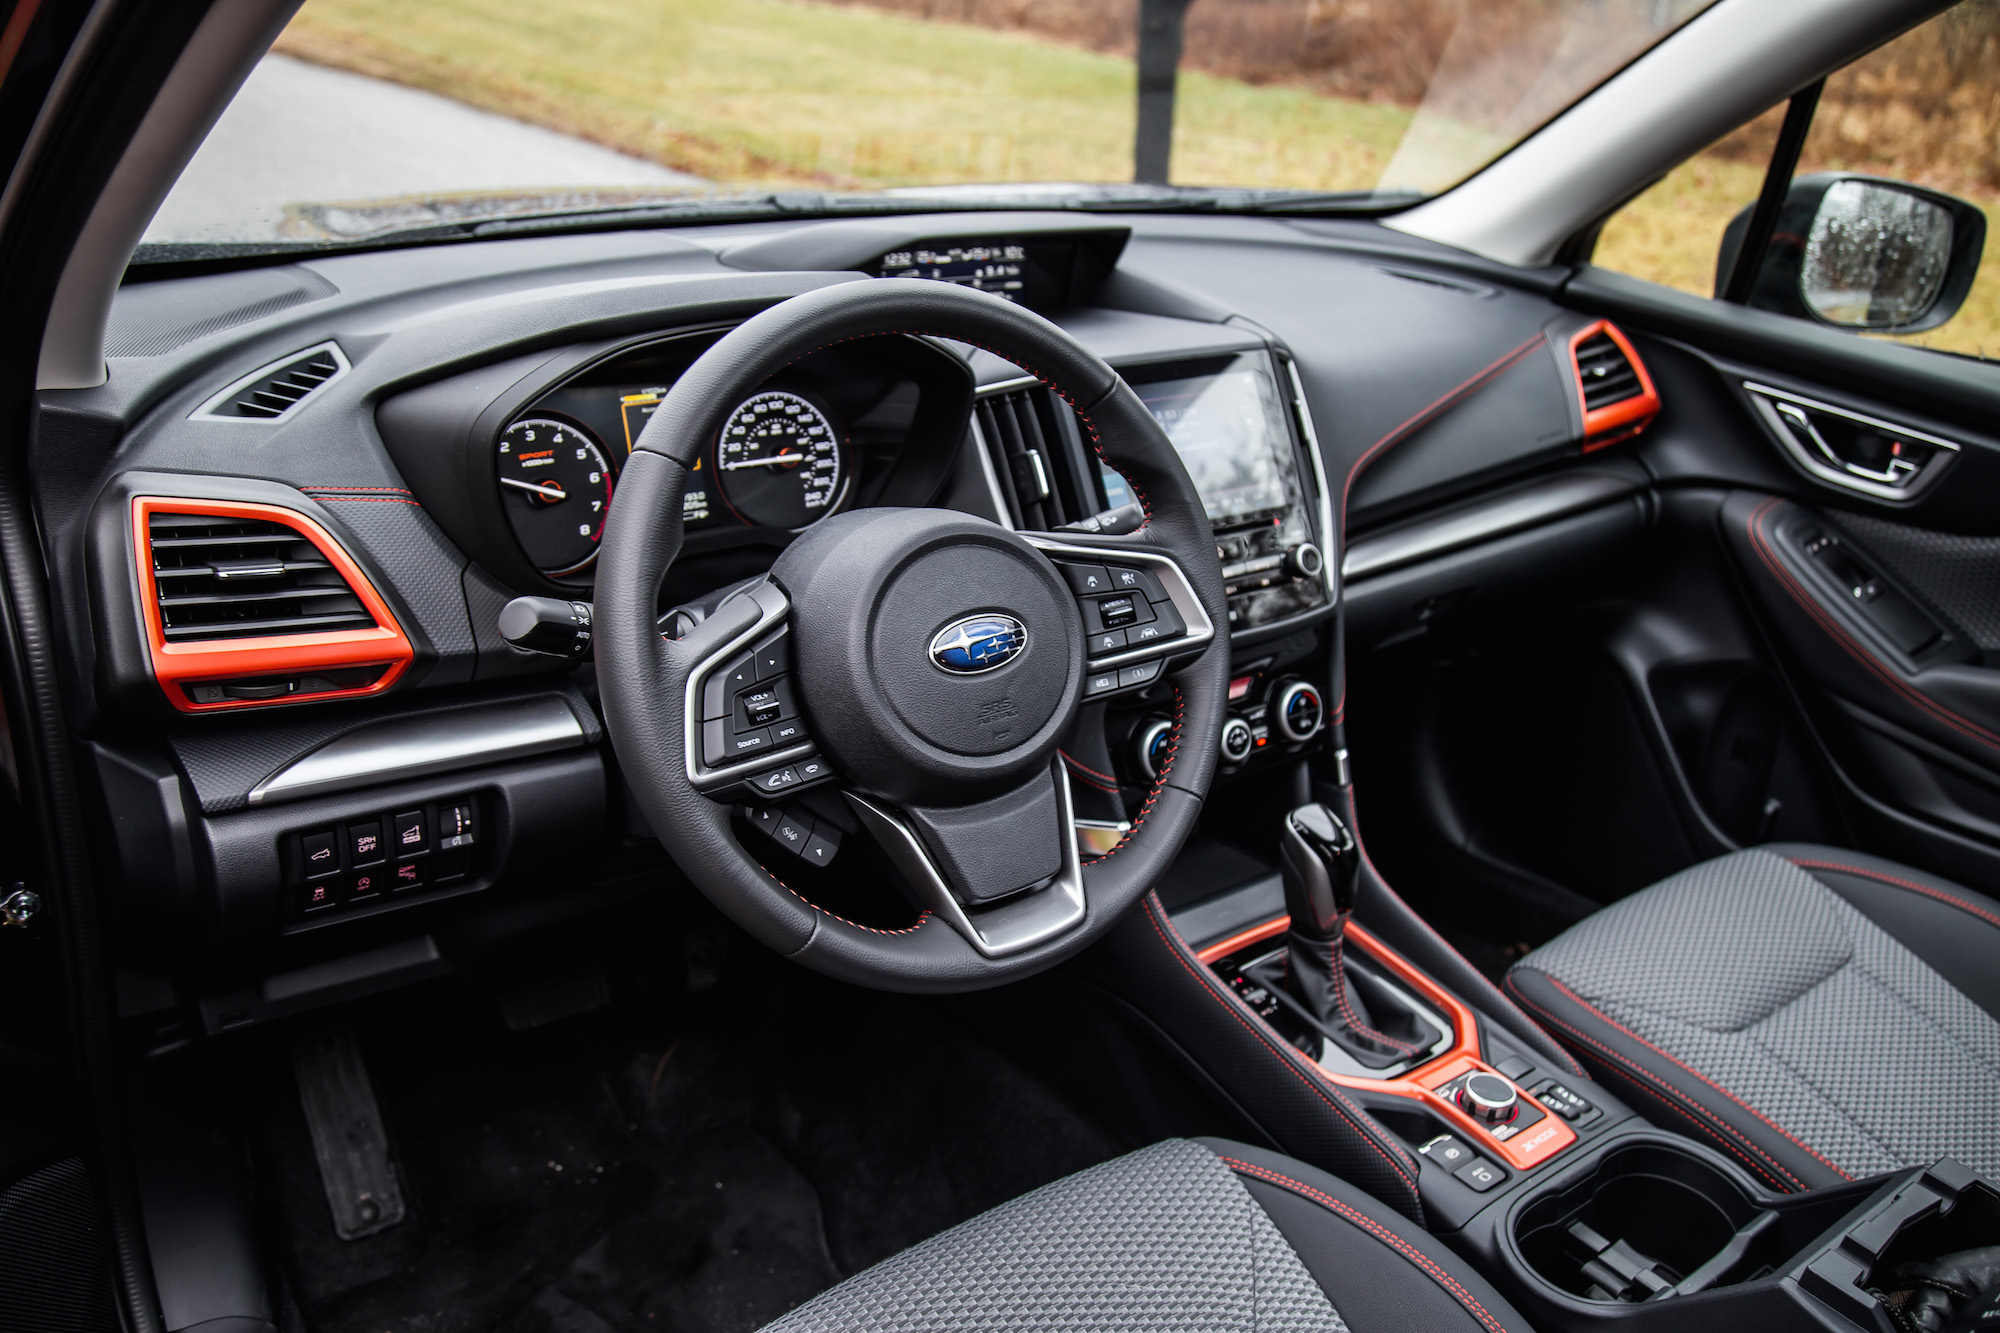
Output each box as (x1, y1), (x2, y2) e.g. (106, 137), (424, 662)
(1278, 803), (1424, 1068)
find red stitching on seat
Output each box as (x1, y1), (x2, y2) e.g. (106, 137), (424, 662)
(1789, 857), (2000, 934)
(1219, 1156), (1511, 1333)
(1745, 499), (2000, 757)
(1141, 894), (1423, 1207)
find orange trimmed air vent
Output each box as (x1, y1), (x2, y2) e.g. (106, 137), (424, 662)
(1569, 320), (1660, 452)
(132, 497), (413, 713)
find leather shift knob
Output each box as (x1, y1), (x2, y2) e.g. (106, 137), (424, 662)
(1279, 804), (1360, 940)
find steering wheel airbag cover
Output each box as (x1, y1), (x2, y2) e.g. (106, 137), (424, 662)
(595, 279), (1229, 992)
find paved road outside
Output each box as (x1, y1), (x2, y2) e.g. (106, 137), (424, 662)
(146, 54), (704, 244)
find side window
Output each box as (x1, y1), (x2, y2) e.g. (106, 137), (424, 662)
(1593, 3), (2000, 362)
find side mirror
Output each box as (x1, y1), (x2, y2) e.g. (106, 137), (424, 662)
(1716, 173), (1985, 333)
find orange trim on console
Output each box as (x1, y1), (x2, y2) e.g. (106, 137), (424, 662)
(132, 497), (414, 713)
(1569, 319), (1660, 453)
(1199, 913), (1577, 1171)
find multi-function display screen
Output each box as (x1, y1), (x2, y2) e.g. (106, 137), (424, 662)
(1112, 356), (1298, 527)
(878, 244), (1029, 301)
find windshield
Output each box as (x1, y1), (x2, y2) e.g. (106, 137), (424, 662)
(144, 0), (1717, 255)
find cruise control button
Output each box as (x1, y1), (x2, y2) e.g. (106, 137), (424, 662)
(1059, 563), (1115, 595)
(1081, 595), (1153, 636)
(801, 824), (841, 867)
(772, 811), (814, 855)
(1099, 594), (1141, 628)
(301, 830), (339, 880)
(1088, 629), (1128, 657)
(1105, 564), (1166, 600)
(1118, 660), (1164, 689)
(1454, 1158), (1506, 1192)
(1085, 668), (1121, 697)
(349, 820), (385, 867)
(750, 765), (802, 794)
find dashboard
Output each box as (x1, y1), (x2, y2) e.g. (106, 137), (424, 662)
(45, 207), (1676, 1002)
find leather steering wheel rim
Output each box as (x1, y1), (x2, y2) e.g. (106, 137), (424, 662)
(595, 279), (1229, 992)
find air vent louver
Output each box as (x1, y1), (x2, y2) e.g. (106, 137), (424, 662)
(1574, 333), (1642, 412)
(147, 513), (376, 641)
(976, 389), (1062, 530)
(198, 343), (347, 420)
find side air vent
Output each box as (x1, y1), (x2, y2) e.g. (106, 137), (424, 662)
(1567, 320), (1660, 452)
(133, 497), (414, 712)
(972, 384), (1104, 528)
(193, 342), (349, 421)
(1575, 333), (1641, 411)
(147, 513), (375, 640)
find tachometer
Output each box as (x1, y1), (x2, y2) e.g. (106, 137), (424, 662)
(497, 417), (614, 576)
(715, 390), (844, 529)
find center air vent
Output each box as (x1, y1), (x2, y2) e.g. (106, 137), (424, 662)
(1574, 332), (1642, 411)
(194, 342), (349, 421)
(975, 387), (1101, 530)
(147, 512), (375, 641)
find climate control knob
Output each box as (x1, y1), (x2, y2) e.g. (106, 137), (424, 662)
(1220, 717), (1254, 764)
(1272, 680), (1325, 744)
(1457, 1072), (1520, 1125)
(1136, 719), (1176, 780)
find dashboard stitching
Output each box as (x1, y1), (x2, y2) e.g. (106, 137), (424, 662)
(303, 486), (415, 494)
(1747, 497), (2000, 757)
(312, 496), (422, 505)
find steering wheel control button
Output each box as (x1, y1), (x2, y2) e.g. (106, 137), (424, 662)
(1118, 661), (1163, 689)
(1086, 668), (1121, 697)
(348, 821), (385, 867)
(750, 766), (802, 795)
(1220, 717), (1254, 763)
(302, 830), (339, 880)
(739, 684), (786, 729)
(438, 803), (476, 850)
(1453, 1157), (1507, 1193)
(771, 811), (814, 855)
(1089, 629), (1127, 657)
(753, 635), (790, 680)
(1458, 1072), (1522, 1125)
(1099, 595), (1141, 629)
(392, 810), (428, 857)
(1105, 565), (1166, 600)
(1131, 603), (1184, 644)
(770, 719), (808, 746)
(801, 824), (841, 867)
(795, 756), (831, 784)
(703, 655), (754, 719)
(1059, 562), (1114, 595)
(705, 721), (774, 764)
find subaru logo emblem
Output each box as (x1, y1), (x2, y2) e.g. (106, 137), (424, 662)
(929, 614), (1027, 674)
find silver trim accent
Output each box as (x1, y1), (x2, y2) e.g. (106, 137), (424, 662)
(191, 341), (352, 424)
(1342, 469), (1643, 581)
(683, 584), (816, 791)
(246, 695), (588, 806)
(1019, 533), (1217, 675)
(1283, 356), (1338, 603)
(966, 393), (1019, 530)
(1744, 381), (1961, 502)
(845, 765), (1086, 958)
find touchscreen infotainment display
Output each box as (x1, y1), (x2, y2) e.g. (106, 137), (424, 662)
(1104, 354), (1300, 528)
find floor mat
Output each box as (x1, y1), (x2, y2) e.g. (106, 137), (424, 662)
(258, 931), (1123, 1333)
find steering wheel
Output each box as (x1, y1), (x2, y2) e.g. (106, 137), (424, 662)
(595, 279), (1229, 992)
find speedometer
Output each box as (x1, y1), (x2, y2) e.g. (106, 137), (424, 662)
(715, 391), (845, 529)
(497, 417), (614, 576)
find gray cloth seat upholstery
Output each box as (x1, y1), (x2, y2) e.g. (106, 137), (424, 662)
(759, 1137), (1535, 1333)
(1506, 844), (2000, 1193)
